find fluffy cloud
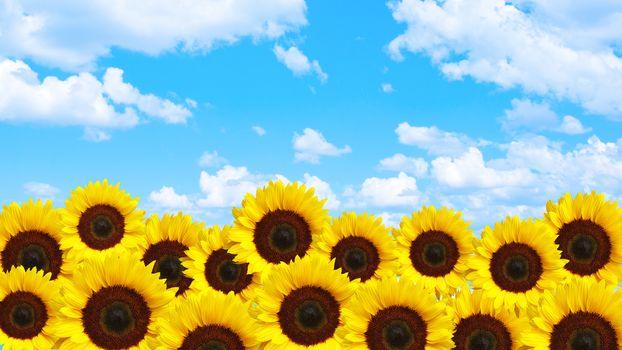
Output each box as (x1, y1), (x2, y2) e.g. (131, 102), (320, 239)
(395, 122), (480, 156)
(303, 173), (340, 210)
(198, 151), (228, 168)
(431, 147), (535, 189)
(293, 128), (351, 164)
(1, 0), (307, 71)
(252, 126), (266, 136)
(378, 153), (428, 177)
(388, 0), (622, 117)
(149, 186), (192, 210)
(500, 98), (591, 134)
(345, 172), (421, 207)
(381, 83), (395, 93)
(274, 45), (328, 83)
(23, 182), (60, 200)
(0, 59), (192, 139)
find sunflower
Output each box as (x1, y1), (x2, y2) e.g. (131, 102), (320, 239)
(522, 277), (622, 349)
(467, 216), (567, 315)
(254, 254), (358, 349)
(229, 180), (329, 276)
(182, 224), (261, 302)
(544, 191), (622, 285)
(393, 206), (474, 297)
(447, 289), (528, 350)
(0, 199), (67, 279)
(340, 276), (454, 350)
(153, 289), (260, 349)
(0, 266), (62, 350)
(312, 212), (399, 283)
(51, 249), (176, 349)
(135, 212), (203, 297)
(59, 179), (146, 269)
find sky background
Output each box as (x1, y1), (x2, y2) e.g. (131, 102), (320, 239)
(1, 0), (622, 233)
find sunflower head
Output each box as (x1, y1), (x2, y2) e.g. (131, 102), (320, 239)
(52, 249), (176, 349)
(254, 254), (358, 349)
(467, 216), (567, 314)
(394, 206), (474, 296)
(544, 191), (622, 285)
(312, 211), (399, 283)
(447, 289), (528, 350)
(59, 180), (146, 263)
(182, 224), (261, 302)
(0, 199), (67, 280)
(340, 275), (454, 350)
(154, 289), (259, 349)
(523, 277), (622, 350)
(137, 212), (204, 297)
(228, 180), (329, 276)
(0, 266), (62, 349)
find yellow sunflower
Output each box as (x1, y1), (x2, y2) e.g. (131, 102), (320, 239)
(152, 289), (260, 349)
(182, 224), (261, 302)
(446, 289), (528, 350)
(312, 212), (399, 283)
(229, 180), (329, 276)
(467, 216), (567, 315)
(0, 199), (68, 279)
(59, 179), (146, 269)
(0, 266), (62, 350)
(544, 191), (622, 285)
(522, 277), (622, 349)
(394, 206), (475, 296)
(340, 276), (454, 350)
(135, 212), (203, 297)
(254, 254), (358, 350)
(51, 249), (176, 350)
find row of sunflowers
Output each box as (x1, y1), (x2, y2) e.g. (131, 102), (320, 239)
(0, 179), (621, 349)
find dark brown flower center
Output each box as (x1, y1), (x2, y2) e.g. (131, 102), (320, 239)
(78, 205), (125, 250)
(205, 249), (254, 294)
(82, 286), (151, 349)
(330, 236), (380, 282)
(0, 291), (48, 339)
(453, 314), (512, 350)
(1, 230), (63, 279)
(254, 210), (312, 264)
(550, 312), (617, 350)
(179, 325), (245, 350)
(278, 286), (340, 345)
(409, 230), (459, 277)
(555, 220), (611, 276)
(489, 242), (543, 292)
(142, 240), (192, 296)
(365, 306), (427, 350)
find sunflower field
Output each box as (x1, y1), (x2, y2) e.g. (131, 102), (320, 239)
(0, 179), (621, 350)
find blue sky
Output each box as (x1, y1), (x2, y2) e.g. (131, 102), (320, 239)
(1, 0), (622, 233)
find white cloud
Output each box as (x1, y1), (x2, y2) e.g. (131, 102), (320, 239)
(346, 172), (421, 207)
(395, 122), (478, 156)
(252, 125), (266, 136)
(1, 0), (308, 71)
(388, 0), (622, 117)
(293, 128), (351, 164)
(185, 98), (198, 108)
(198, 151), (228, 168)
(303, 173), (340, 210)
(149, 186), (192, 210)
(0, 59), (192, 137)
(500, 98), (591, 134)
(431, 147), (535, 189)
(377, 212), (407, 228)
(83, 128), (112, 142)
(274, 45), (328, 83)
(381, 83), (395, 93)
(378, 153), (428, 177)
(198, 165), (286, 208)
(23, 182), (60, 200)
